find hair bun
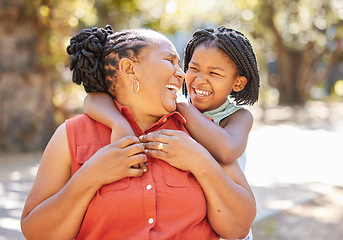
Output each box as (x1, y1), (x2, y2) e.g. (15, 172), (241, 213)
(66, 25), (114, 92)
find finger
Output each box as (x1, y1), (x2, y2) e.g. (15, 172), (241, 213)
(131, 163), (147, 173)
(154, 129), (180, 136)
(120, 142), (145, 157)
(139, 162), (147, 173)
(114, 136), (140, 148)
(127, 167), (144, 177)
(131, 164), (140, 169)
(144, 149), (168, 160)
(139, 133), (169, 143)
(143, 142), (166, 151)
(127, 153), (147, 168)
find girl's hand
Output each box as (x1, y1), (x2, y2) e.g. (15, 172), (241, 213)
(139, 129), (212, 173)
(83, 136), (147, 188)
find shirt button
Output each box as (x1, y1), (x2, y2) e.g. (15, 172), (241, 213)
(146, 184), (152, 190)
(163, 117), (167, 123)
(148, 218), (154, 224)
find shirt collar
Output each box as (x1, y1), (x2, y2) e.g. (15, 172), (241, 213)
(113, 99), (186, 133)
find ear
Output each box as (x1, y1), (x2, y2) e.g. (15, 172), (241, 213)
(118, 58), (136, 81)
(233, 76), (247, 92)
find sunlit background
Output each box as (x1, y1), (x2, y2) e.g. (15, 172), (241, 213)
(1, 0), (343, 239)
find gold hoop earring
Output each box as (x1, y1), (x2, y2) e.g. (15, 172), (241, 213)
(234, 86), (241, 92)
(132, 79), (140, 94)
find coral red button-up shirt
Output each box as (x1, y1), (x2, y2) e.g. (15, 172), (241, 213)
(66, 101), (219, 240)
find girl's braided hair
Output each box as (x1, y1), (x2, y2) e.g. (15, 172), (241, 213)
(66, 25), (158, 97)
(183, 26), (260, 105)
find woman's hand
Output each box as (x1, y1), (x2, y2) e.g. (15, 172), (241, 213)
(83, 136), (147, 188)
(139, 129), (211, 173)
(110, 127), (147, 172)
(140, 129), (256, 239)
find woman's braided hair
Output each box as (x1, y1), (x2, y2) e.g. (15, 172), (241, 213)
(66, 25), (157, 97)
(183, 26), (260, 105)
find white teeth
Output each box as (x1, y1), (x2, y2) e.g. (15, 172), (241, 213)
(166, 84), (179, 93)
(194, 88), (212, 96)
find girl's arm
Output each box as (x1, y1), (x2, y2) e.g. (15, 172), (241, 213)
(84, 93), (146, 171)
(177, 100), (253, 165)
(84, 92), (135, 142)
(21, 124), (146, 240)
(140, 130), (256, 239)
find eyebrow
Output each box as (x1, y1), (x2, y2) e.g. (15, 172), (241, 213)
(166, 52), (180, 64)
(167, 52), (178, 59)
(189, 60), (225, 71)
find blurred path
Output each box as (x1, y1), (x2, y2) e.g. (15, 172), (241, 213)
(1, 101), (343, 239)
(0, 152), (40, 240)
(245, 101), (343, 223)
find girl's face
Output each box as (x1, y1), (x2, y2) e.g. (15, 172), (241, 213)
(133, 38), (185, 118)
(185, 45), (242, 112)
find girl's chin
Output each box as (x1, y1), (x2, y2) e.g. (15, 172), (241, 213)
(192, 101), (208, 112)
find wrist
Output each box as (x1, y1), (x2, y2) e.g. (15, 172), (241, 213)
(110, 119), (135, 136)
(176, 100), (190, 114)
(189, 149), (216, 178)
(76, 162), (103, 192)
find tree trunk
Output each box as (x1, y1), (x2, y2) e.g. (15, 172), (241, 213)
(263, 4), (320, 106)
(270, 42), (320, 106)
(274, 46), (302, 105)
(0, 1), (56, 152)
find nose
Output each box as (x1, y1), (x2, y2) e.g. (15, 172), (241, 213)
(195, 73), (207, 84)
(175, 65), (185, 84)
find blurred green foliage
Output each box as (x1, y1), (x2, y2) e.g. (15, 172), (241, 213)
(1, 0), (342, 151)
(25, 0), (343, 117)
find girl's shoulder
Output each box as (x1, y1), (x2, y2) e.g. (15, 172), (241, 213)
(203, 98), (248, 125)
(220, 107), (253, 128)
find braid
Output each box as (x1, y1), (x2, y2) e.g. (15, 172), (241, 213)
(183, 26), (260, 105)
(67, 25), (159, 96)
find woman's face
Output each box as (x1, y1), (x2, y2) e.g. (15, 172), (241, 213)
(133, 38), (185, 117)
(185, 45), (240, 112)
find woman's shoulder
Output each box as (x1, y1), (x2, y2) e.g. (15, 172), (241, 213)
(65, 114), (106, 131)
(65, 113), (111, 145)
(65, 113), (92, 124)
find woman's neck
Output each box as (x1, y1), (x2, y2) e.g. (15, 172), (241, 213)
(131, 109), (160, 131)
(115, 91), (161, 131)
(118, 101), (160, 131)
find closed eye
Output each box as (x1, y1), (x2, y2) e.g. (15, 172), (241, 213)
(210, 72), (222, 76)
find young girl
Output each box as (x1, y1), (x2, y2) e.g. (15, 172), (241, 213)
(84, 26), (260, 239)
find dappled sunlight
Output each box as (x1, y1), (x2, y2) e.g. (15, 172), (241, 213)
(250, 183), (337, 222)
(289, 190), (343, 224)
(0, 218), (21, 232)
(252, 187), (343, 239)
(0, 179), (32, 239)
(0, 153), (40, 239)
(244, 101), (343, 233)
(246, 123), (343, 186)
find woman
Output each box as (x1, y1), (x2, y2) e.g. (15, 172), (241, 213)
(21, 25), (256, 240)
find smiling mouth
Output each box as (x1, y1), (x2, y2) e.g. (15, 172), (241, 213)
(166, 84), (180, 94)
(193, 87), (212, 97)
